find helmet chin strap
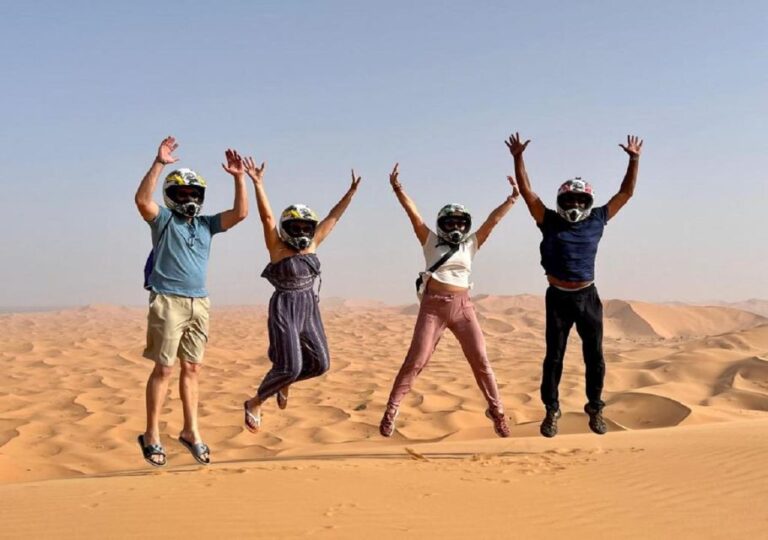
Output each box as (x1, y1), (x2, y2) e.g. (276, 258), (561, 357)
(448, 231), (464, 243)
(175, 202), (201, 217)
(285, 235), (312, 250)
(558, 206), (591, 223)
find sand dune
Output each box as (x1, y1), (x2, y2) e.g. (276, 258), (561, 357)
(1, 296), (767, 537)
(701, 298), (768, 318)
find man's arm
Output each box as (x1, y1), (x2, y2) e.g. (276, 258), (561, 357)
(475, 177), (520, 248)
(135, 136), (178, 221)
(505, 132), (545, 225)
(389, 163), (430, 245)
(314, 170), (362, 246)
(243, 156), (279, 250)
(219, 149), (249, 231)
(606, 135), (643, 220)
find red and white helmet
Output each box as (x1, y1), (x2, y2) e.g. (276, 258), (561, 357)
(556, 177), (594, 223)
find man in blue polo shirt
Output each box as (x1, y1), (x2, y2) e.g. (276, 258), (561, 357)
(134, 136), (249, 466)
(506, 132), (643, 437)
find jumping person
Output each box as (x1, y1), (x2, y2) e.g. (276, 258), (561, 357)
(135, 136), (248, 466)
(505, 132), (643, 437)
(379, 163), (519, 438)
(242, 158), (361, 433)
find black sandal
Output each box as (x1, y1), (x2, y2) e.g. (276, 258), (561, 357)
(178, 434), (211, 465)
(137, 434), (167, 467)
(276, 388), (289, 410)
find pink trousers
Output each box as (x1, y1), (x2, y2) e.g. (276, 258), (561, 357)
(386, 291), (504, 414)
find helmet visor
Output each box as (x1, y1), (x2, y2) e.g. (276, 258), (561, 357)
(438, 216), (470, 232)
(558, 192), (592, 210)
(167, 185), (205, 205)
(283, 219), (316, 238)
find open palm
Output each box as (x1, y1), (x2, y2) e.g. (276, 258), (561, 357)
(243, 156), (266, 184)
(222, 149), (244, 175)
(157, 136), (179, 165)
(619, 135), (643, 157)
(505, 132), (530, 157)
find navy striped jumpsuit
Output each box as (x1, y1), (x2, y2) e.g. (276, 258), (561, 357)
(257, 254), (330, 402)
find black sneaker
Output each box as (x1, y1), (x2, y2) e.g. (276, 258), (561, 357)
(539, 408), (562, 438)
(584, 404), (607, 435)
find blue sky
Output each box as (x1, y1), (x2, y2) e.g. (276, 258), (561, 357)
(1, 1), (766, 306)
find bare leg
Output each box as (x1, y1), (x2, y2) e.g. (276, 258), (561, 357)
(244, 395), (263, 432)
(179, 361), (201, 437)
(179, 360), (209, 461)
(144, 362), (173, 464)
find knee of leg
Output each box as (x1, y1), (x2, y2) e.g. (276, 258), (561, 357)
(543, 353), (565, 365)
(153, 363), (174, 379)
(181, 361), (202, 376)
(286, 365), (303, 381)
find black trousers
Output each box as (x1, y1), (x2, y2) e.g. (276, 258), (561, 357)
(540, 284), (605, 412)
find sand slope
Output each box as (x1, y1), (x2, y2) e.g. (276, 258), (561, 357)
(1, 296), (767, 537)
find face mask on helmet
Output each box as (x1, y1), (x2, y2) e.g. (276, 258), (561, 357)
(556, 178), (594, 223)
(437, 204), (472, 244)
(279, 204), (319, 251)
(164, 169), (207, 217)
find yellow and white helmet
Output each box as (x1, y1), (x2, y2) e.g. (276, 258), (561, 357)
(163, 168), (207, 217)
(279, 204), (319, 250)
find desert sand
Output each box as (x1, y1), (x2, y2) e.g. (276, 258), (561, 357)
(1, 296), (767, 538)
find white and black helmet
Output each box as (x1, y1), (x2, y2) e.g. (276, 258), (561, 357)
(163, 168), (207, 217)
(436, 203), (472, 244)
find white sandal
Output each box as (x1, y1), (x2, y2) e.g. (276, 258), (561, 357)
(243, 401), (262, 433)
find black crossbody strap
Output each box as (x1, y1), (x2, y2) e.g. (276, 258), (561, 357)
(427, 244), (459, 274)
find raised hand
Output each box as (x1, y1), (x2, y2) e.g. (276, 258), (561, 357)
(507, 176), (521, 202)
(350, 169), (362, 192)
(505, 132), (530, 157)
(619, 135), (643, 158)
(221, 148), (245, 176)
(243, 156), (267, 185)
(389, 163), (402, 190)
(156, 136), (179, 165)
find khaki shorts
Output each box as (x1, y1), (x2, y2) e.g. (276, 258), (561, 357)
(143, 293), (211, 366)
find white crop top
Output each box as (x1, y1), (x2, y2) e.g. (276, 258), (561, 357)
(421, 230), (479, 289)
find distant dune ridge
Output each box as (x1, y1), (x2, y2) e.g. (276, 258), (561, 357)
(0, 295), (767, 538)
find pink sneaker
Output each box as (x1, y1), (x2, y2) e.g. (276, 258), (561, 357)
(486, 409), (510, 438)
(379, 407), (399, 437)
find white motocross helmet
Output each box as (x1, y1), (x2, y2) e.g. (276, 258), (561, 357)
(278, 204), (319, 250)
(556, 177), (594, 223)
(163, 168), (207, 217)
(436, 203), (472, 244)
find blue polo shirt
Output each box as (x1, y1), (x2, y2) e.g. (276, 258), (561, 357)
(147, 207), (224, 297)
(538, 205), (608, 282)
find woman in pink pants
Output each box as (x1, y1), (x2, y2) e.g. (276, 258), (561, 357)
(380, 164), (520, 438)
